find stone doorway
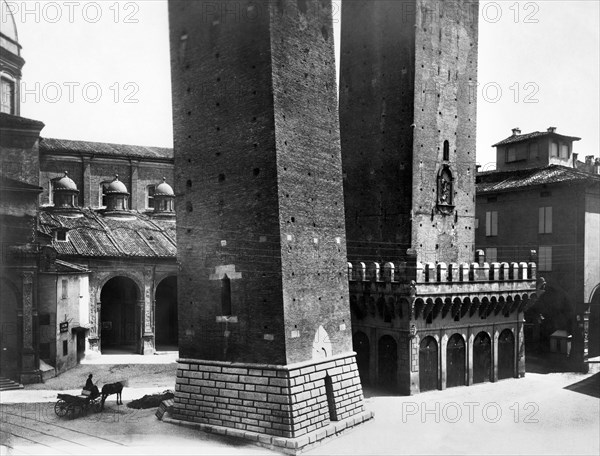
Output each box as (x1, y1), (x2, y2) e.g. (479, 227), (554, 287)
(0, 280), (19, 380)
(419, 336), (438, 392)
(353, 331), (370, 385)
(155, 276), (178, 350)
(446, 334), (466, 388)
(378, 335), (397, 389)
(473, 332), (492, 384)
(100, 277), (138, 353)
(498, 329), (515, 379)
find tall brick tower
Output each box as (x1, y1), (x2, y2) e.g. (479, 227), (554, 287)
(340, 0), (479, 265)
(168, 0), (371, 449)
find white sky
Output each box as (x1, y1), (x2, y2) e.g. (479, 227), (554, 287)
(5, 1), (599, 169)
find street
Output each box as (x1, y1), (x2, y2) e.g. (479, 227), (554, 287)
(1, 357), (598, 456)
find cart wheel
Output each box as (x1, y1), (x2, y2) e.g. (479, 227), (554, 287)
(93, 400), (102, 413)
(54, 400), (68, 417)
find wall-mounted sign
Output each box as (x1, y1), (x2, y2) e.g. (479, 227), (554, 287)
(59, 322), (69, 333)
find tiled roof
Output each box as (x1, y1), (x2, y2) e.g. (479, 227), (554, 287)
(39, 137), (173, 161)
(54, 260), (90, 273)
(476, 165), (600, 194)
(38, 209), (176, 259)
(0, 176), (42, 191)
(492, 131), (581, 147)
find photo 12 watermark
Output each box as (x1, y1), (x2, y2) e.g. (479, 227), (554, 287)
(401, 401), (540, 424)
(1, 1), (140, 24)
(19, 81), (140, 104)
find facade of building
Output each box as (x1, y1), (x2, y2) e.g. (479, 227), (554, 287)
(0, 3), (178, 383)
(168, 0), (371, 450)
(339, 0), (540, 395)
(476, 127), (600, 367)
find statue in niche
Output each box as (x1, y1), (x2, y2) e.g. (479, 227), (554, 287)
(437, 165), (454, 214)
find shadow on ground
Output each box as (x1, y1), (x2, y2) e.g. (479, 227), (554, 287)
(564, 372), (600, 398)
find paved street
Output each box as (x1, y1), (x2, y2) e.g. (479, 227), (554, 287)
(1, 356), (598, 456)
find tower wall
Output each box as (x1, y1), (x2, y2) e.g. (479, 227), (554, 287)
(168, 0), (370, 446)
(411, 0), (479, 264)
(340, 0), (479, 265)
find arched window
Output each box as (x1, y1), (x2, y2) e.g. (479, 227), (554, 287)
(443, 140), (450, 161)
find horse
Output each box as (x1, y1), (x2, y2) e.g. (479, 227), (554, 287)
(100, 381), (125, 410)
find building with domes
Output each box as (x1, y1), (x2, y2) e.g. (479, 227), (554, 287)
(0, 1), (178, 383)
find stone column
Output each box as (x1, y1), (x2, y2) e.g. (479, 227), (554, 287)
(141, 266), (154, 355)
(517, 320), (526, 377)
(467, 332), (474, 385)
(20, 271), (40, 384)
(492, 330), (499, 382)
(440, 334), (447, 390)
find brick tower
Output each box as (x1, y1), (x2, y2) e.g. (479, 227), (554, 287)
(167, 0), (371, 450)
(340, 1), (540, 397)
(340, 0), (479, 265)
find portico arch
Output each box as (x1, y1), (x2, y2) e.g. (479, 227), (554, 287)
(155, 276), (178, 350)
(100, 276), (140, 353)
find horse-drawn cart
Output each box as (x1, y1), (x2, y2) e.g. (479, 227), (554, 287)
(54, 390), (102, 418)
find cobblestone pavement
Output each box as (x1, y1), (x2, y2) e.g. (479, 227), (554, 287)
(1, 354), (598, 455)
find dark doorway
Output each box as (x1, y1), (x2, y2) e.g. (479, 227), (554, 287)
(100, 277), (138, 353)
(446, 333), (466, 388)
(155, 276), (178, 350)
(473, 332), (492, 383)
(419, 336), (438, 392)
(76, 330), (86, 362)
(378, 335), (397, 389)
(353, 331), (370, 384)
(0, 280), (19, 380)
(498, 329), (515, 379)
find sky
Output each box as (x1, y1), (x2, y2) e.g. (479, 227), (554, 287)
(4, 0), (599, 169)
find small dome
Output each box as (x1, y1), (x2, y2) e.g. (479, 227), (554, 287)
(53, 171), (78, 191)
(1, 0), (19, 43)
(106, 175), (129, 194)
(155, 177), (174, 196)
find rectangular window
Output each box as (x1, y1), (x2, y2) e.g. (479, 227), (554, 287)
(539, 246), (552, 271)
(99, 181), (110, 208)
(486, 247), (498, 263)
(560, 144), (569, 159)
(56, 231), (67, 241)
(506, 147), (517, 163)
(146, 185), (156, 209)
(485, 211), (498, 236)
(63, 340), (68, 356)
(0, 77), (15, 114)
(475, 218), (480, 229)
(550, 142), (559, 157)
(529, 142), (539, 159)
(61, 279), (68, 299)
(538, 207), (553, 234)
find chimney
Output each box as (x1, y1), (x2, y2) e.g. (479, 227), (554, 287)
(585, 155), (594, 166)
(512, 127), (521, 136)
(547, 126), (557, 133)
(572, 152), (578, 168)
(594, 158), (600, 175)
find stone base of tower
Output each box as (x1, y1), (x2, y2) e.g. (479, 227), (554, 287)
(166, 353), (373, 453)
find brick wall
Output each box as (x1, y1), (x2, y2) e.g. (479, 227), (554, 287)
(173, 354), (364, 438)
(170, 0), (352, 365)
